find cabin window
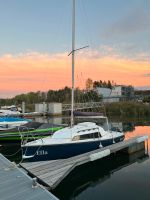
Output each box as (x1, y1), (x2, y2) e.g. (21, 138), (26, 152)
(80, 132), (100, 140)
(72, 135), (80, 141)
(72, 131), (101, 141)
(80, 133), (92, 140)
(93, 132), (101, 138)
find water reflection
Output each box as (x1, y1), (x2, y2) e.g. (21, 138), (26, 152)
(35, 116), (63, 125)
(53, 150), (149, 200)
(53, 120), (150, 200)
(34, 116), (150, 133)
(0, 143), (21, 163)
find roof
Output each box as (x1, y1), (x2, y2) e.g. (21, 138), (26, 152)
(52, 122), (100, 139)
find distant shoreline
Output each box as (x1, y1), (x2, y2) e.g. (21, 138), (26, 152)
(105, 102), (150, 118)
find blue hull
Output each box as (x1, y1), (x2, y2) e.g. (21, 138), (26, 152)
(23, 135), (125, 162)
(22, 135), (124, 162)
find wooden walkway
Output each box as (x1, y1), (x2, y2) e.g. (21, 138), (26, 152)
(62, 102), (103, 111)
(20, 135), (149, 190)
(0, 154), (59, 200)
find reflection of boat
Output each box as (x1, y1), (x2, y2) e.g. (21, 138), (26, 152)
(73, 111), (103, 116)
(0, 117), (31, 131)
(0, 105), (21, 116)
(21, 0), (124, 162)
(54, 150), (148, 200)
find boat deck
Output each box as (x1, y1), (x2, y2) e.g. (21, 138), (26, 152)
(20, 135), (149, 190)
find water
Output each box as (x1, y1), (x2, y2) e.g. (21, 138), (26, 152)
(53, 121), (150, 200)
(0, 117), (150, 200)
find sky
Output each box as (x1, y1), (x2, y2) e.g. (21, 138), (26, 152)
(0, 0), (150, 97)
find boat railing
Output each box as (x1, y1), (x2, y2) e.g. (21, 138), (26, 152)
(62, 102), (103, 111)
(18, 126), (36, 145)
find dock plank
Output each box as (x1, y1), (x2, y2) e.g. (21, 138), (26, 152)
(0, 154), (59, 200)
(23, 160), (59, 170)
(30, 158), (81, 175)
(39, 164), (73, 180)
(44, 165), (75, 189)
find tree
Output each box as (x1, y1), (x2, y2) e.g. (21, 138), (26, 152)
(85, 78), (93, 90)
(107, 80), (112, 89)
(93, 81), (99, 88)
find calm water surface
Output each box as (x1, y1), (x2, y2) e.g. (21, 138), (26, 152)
(0, 118), (150, 200)
(53, 124), (150, 200)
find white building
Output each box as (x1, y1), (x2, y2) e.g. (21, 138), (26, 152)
(96, 85), (134, 103)
(35, 102), (47, 113)
(35, 102), (62, 115)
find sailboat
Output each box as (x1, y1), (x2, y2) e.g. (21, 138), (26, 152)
(21, 0), (124, 162)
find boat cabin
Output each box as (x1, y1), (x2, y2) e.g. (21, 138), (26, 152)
(52, 122), (107, 142)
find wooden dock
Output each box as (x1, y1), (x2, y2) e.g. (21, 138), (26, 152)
(0, 154), (59, 200)
(20, 135), (149, 190)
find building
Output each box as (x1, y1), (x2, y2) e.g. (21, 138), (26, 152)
(96, 85), (134, 103)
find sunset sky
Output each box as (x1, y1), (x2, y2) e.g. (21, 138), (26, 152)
(0, 0), (150, 97)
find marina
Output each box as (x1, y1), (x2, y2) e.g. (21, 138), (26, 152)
(0, 0), (150, 199)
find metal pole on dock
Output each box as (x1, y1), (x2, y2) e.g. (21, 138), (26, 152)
(146, 139), (149, 154)
(22, 101), (25, 114)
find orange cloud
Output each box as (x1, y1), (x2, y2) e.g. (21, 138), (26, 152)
(0, 51), (149, 97)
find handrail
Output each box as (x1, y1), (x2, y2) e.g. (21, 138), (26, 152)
(62, 102), (103, 111)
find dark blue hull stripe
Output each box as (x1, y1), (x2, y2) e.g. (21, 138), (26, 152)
(22, 136), (124, 162)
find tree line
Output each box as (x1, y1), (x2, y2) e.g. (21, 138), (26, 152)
(86, 78), (117, 90)
(0, 86), (101, 106)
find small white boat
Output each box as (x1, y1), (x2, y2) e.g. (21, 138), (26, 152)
(0, 105), (21, 116)
(0, 117), (31, 131)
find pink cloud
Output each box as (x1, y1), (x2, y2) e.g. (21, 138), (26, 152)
(0, 51), (149, 97)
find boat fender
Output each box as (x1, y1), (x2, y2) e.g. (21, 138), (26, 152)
(22, 154), (35, 159)
(89, 149), (110, 162)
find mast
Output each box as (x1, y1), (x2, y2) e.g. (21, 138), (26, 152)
(70, 0), (88, 127)
(71, 0), (75, 127)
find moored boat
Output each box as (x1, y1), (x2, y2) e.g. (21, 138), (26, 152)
(22, 121), (124, 161)
(0, 105), (21, 116)
(0, 117), (31, 131)
(0, 121), (63, 143)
